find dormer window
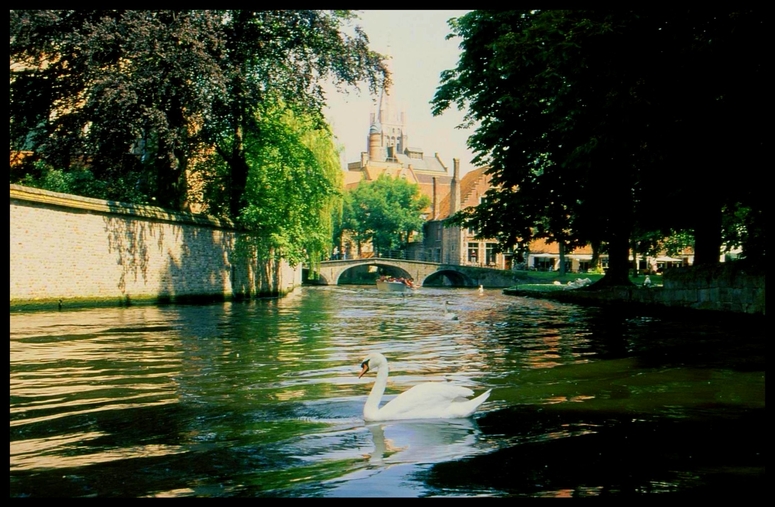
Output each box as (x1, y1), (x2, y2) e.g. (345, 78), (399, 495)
(406, 148), (423, 159)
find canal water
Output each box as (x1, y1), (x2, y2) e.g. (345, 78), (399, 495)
(10, 286), (765, 498)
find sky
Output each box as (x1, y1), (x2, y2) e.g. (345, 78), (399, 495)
(323, 10), (478, 177)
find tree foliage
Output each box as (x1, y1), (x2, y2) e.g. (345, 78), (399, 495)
(433, 10), (766, 283)
(10, 9), (387, 214)
(10, 10), (226, 208)
(202, 10), (388, 218)
(10, 9), (388, 271)
(229, 102), (344, 269)
(338, 175), (431, 257)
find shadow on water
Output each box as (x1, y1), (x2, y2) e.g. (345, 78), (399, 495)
(422, 404), (765, 498)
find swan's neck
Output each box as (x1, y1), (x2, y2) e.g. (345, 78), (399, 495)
(364, 365), (388, 420)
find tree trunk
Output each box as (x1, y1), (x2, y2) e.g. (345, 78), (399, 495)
(155, 101), (189, 211)
(590, 238), (601, 270)
(229, 155), (250, 219)
(693, 199), (723, 266)
(173, 144), (190, 211)
(227, 116), (249, 219)
(521, 243), (530, 269)
(631, 237), (639, 277)
(558, 241), (567, 276)
(593, 231), (633, 288)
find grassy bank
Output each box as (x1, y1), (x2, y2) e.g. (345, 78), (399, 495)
(512, 270), (660, 291)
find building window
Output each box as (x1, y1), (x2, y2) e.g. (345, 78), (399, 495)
(485, 243), (497, 266)
(468, 242), (479, 265)
(534, 257), (555, 271)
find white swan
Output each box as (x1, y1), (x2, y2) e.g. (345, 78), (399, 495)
(357, 352), (491, 422)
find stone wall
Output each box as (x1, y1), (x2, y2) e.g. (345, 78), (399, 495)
(10, 184), (302, 310)
(506, 264), (765, 316)
(657, 263), (765, 314)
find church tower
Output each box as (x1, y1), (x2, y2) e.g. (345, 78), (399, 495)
(346, 46), (453, 208)
(367, 46), (408, 161)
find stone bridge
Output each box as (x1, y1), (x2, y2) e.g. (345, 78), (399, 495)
(308, 258), (519, 288)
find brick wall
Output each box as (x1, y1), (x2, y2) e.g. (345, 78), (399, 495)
(10, 184), (301, 308)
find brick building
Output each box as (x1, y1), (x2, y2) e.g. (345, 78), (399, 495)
(418, 163), (512, 269)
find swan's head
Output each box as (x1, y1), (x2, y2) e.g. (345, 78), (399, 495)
(358, 352), (387, 378)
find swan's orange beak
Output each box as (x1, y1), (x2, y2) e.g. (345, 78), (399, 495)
(358, 361), (370, 378)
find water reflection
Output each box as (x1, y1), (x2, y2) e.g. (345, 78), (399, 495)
(10, 286), (765, 498)
(366, 418), (485, 465)
(321, 418), (489, 497)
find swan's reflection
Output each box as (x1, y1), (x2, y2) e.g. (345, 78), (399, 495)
(365, 417), (482, 466)
(323, 418), (487, 497)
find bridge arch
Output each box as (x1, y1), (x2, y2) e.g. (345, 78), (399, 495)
(302, 269), (331, 285)
(422, 269), (476, 287)
(309, 258), (440, 287)
(343, 262), (413, 283)
(307, 258), (517, 288)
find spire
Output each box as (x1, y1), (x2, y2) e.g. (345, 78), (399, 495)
(369, 44), (407, 158)
(379, 45), (394, 126)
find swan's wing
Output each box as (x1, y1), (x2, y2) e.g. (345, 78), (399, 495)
(378, 382), (476, 420)
(403, 382), (474, 401)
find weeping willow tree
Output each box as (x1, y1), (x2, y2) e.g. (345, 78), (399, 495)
(241, 103), (343, 278)
(197, 101), (343, 284)
(296, 122), (345, 278)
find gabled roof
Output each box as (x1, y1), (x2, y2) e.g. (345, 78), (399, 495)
(435, 166), (489, 219)
(361, 162), (420, 185)
(394, 152), (447, 173)
(343, 169), (364, 188)
(415, 173), (452, 185)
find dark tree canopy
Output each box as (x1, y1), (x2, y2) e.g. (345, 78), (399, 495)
(10, 10), (388, 215)
(433, 10), (766, 283)
(203, 10), (389, 217)
(10, 9), (389, 271)
(10, 10), (228, 208)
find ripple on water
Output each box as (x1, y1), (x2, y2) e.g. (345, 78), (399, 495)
(9, 287), (766, 498)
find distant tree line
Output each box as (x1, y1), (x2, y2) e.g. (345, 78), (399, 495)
(9, 10), (388, 270)
(433, 10), (766, 285)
